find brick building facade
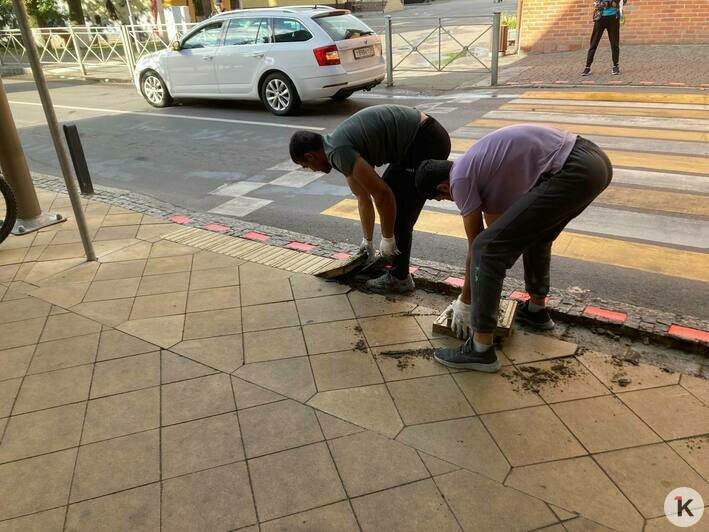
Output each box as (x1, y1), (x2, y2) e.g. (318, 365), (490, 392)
(519, 0), (709, 53)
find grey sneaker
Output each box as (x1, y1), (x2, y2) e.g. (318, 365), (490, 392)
(434, 338), (501, 373)
(365, 272), (415, 294)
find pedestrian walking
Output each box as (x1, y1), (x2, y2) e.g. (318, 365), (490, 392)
(582, 0), (626, 76)
(415, 124), (612, 372)
(289, 105), (451, 294)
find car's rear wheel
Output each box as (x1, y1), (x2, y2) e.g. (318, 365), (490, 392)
(141, 70), (173, 108)
(330, 91), (353, 102)
(261, 72), (300, 116)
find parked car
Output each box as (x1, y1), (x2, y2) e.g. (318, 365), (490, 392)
(133, 5), (385, 115)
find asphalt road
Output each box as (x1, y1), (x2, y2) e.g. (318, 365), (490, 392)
(3, 77), (707, 321)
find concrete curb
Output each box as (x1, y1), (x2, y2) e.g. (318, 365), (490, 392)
(32, 172), (709, 355)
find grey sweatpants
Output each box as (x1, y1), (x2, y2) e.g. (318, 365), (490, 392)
(470, 136), (613, 332)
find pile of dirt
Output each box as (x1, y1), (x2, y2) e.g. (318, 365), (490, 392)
(502, 358), (579, 393)
(377, 348), (435, 370)
(608, 350), (641, 388)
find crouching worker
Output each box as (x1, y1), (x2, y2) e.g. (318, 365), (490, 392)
(415, 124), (612, 372)
(289, 104), (450, 294)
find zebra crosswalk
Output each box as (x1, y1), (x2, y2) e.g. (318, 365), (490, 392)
(323, 90), (709, 283)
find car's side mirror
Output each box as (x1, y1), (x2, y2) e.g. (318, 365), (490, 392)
(171, 40), (181, 51)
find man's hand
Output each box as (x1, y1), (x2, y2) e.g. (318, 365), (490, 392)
(447, 295), (472, 339)
(359, 238), (375, 258)
(379, 236), (401, 258)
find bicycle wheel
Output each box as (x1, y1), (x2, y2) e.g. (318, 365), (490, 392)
(0, 175), (17, 245)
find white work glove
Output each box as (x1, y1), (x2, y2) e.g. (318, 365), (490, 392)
(379, 236), (401, 258)
(446, 295), (472, 339)
(359, 238), (375, 258)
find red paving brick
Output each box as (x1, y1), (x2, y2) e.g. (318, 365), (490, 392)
(243, 232), (270, 242)
(583, 306), (627, 324)
(169, 215), (192, 224)
(668, 324), (709, 343)
(286, 241), (316, 252)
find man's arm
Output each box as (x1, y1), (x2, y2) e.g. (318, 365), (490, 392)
(346, 174), (375, 241)
(349, 157), (397, 239)
(460, 209), (485, 304)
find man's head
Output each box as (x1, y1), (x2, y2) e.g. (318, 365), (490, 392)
(415, 159), (454, 201)
(289, 131), (332, 173)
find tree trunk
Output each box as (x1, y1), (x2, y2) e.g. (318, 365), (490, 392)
(66, 0), (85, 25)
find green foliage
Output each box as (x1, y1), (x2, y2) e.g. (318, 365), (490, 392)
(0, 0), (65, 28)
(501, 13), (517, 30)
(0, 0), (17, 28)
(26, 0), (65, 26)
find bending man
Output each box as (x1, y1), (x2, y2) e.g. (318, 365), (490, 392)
(415, 124), (612, 372)
(289, 104), (451, 293)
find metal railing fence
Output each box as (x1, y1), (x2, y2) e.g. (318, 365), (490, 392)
(0, 22), (196, 78)
(1, 14), (501, 85)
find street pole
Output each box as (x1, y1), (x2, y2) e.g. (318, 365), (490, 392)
(385, 16), (393, 87)
(10, 0), (96, 260)
(0, 78), (64, 235)
(491, 11), (501, 86)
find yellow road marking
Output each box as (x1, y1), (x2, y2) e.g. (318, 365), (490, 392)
(465, 118), (708, 143)
(499, 103), (709, 120)
(321, 199), (709, 282)
(451, 137), (709, 174)
(597, 186), (709, 217)
(520, 91), (709, 105)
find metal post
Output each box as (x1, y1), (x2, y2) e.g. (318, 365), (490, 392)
(10, 0), (96, 260)
(437, 17), (441, 71)
(0, 78), (64, 234)
(491, 11), (501, 86)
(385, 15), (393, 87)
(67, 24), (87, 77)
(120, 23), (136, 76)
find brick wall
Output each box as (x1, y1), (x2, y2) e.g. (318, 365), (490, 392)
(519, 0), (709, 53)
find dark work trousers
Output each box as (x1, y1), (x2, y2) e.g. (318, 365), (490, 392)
(586, 15), (620, 67)
(382, 117), (451, 279)
(471, 137), (612, 332)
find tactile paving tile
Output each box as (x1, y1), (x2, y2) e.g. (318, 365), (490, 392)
(162, 228), (343, 276)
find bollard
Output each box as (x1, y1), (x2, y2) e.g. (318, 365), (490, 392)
(385, 16), (394, 87)
(63, 125), (94, 195)
(491, 11), (501, 86)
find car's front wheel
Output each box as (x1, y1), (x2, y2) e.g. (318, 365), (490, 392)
(261, 73), (300, 116)
(140, 70), (173, 108)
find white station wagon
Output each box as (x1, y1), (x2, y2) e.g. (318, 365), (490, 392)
(134, 5), (385, 115)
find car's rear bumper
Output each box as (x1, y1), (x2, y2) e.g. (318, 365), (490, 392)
(297, 62), (386, 99)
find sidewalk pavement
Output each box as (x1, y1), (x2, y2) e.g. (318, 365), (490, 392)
(0, 188), (707, 531)
(383, 44), (709, 94)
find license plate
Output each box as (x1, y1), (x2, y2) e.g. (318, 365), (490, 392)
(353, 46), (375, 59)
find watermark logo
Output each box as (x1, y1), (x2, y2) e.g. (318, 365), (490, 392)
(664, 487), (704, 528)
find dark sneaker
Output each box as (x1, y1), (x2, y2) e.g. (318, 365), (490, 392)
(365, 272), (415, 294)
(582, 66), (591, 76)
(612, 65), (620, 75)
(516, 300), (555, 330)
(434, 339), (501, 372)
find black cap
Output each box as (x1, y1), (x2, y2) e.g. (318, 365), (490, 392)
(415, 159), (454, 199)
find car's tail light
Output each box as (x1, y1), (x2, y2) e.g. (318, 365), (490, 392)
(313, 45), (340, 66)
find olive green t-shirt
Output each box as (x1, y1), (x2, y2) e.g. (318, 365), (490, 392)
(323, 105), (421, 176)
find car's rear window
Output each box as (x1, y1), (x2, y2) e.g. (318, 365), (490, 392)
(314, 14), (375, 41)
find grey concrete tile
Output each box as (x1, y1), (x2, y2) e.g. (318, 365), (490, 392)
(248, 442), (345, 521)
(161, 373), (235, 425)
(0, 402), (84, 463)
(351, 479), (460, 532)
(65, 483), (159, 532)
(329, 431), (429, 497)
(239, 399), (322, 458)
(91, 352), (161, 398)
(82, 387), (160, 443)
(161, 412), (244, 478)
(161, 462), (256, 531)
(0, 448), (76, 520)
(70, 430), (160, 503)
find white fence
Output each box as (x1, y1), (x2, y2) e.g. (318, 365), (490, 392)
(0, 23), (197, 78)
(1, 14), (502, 85)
